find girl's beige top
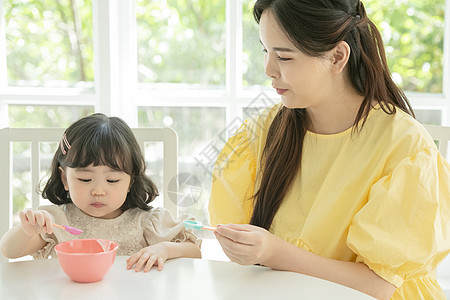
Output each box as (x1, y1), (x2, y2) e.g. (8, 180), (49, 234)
(33, 203), (200, 258)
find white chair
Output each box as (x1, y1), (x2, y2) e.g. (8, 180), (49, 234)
(0, 127), (178, 262)
(423, 124), (450, 160)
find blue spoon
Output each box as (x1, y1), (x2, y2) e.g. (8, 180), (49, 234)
(183, 220), (216, 231)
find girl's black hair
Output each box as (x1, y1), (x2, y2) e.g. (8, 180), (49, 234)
(41, 113), (158, 211)
(250, 0), (414, 230)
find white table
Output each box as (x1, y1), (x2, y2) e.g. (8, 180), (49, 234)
(0, 256), (374, 300)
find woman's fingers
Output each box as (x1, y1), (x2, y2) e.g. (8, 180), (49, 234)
(215, 231), (256, 263)
(217, 223), (253, 231)
(217, 239), (257, 265)
(215, 224), (275, 266)
(216, 224), (255, 245)
(215, 232), (248, 254)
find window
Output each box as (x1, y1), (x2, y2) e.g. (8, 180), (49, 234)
(1, 0), (449, 234)
(4, 0), (94, 88)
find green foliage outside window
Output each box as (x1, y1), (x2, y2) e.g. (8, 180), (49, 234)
(4, 0), (446, 92)
(9, 105), (93, 128)
(4, 0), (94, 87)
(364, 0), (445, 93)
(136, 0), (226, 87)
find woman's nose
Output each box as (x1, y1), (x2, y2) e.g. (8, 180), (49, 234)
(264, 54), (279, 79)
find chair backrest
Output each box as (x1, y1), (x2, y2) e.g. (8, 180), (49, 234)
(423, 124), (450, 160)
(0, 127), (178, 261)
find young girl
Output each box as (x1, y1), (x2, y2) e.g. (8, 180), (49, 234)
(209, 0), (450, 299)
(0, 113), (201, 272)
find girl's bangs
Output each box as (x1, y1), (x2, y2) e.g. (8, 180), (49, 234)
(64, 135), (133, 174)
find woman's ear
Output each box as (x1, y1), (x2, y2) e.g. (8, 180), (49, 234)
(59, 166), (69, 191)
(330, 41), (351, 74)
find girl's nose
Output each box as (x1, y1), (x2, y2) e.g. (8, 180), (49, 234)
(91, 185), (106, 196)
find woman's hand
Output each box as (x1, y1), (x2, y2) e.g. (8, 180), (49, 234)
(19, 209), (54, 237)
(214, 224), (279, 266)
(126, 242), (170, 272)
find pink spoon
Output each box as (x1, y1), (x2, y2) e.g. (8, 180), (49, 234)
(53, 224), (83, 235)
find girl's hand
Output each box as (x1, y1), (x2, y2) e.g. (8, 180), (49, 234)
(19, 209), (54, 237)
(214, 224), (279, 266)
(126, 242), (170, 272)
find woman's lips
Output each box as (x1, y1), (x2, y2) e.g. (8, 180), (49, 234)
(91, 202), (105, 208)
(276, 88), (288, 95)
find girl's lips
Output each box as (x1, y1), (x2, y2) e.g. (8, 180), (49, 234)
(91, 202), (105, 208)
(276, 88), (288, 95)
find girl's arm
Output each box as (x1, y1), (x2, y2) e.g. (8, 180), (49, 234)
(0, 225), (47, 259)
(0, 209), (52, 259)
(163, 241), (202, 260)
(126, 241), (201, 272)
(215, 224), (396, 300)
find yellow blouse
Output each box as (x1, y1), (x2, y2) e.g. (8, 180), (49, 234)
(208, 103), (450, 299)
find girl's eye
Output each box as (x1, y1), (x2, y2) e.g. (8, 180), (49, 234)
(107, 180), (119, 183)
(78, 178), (91, 183)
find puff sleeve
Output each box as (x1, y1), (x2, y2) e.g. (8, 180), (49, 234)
(347, 147), (450, 287)
(143, 207), (201, 248)
(208, 121), (258, 226)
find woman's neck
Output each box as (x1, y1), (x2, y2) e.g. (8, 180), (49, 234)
(305, 77), (366, 135)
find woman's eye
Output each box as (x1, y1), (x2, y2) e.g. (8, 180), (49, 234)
(278, 56), (291, 61)
(107, 180), (119, 183)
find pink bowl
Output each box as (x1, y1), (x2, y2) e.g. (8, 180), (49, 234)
(55, 239), (118, 283)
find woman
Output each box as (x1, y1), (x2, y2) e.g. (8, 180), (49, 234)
(208, 0), (450, 299)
